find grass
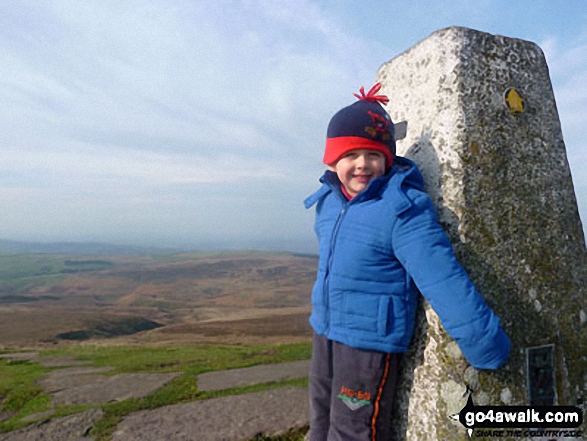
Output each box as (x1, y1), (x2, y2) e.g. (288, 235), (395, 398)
(40, 341), (311, 374)
(0, 360), (49, 412)
(91, 377), (309, 441)
(0, 341), (312, 439)
(0, 252), (315, 347)
(0, 254), (65, 281)
(0, 253), (115, 294)
(0, 251), (315, 438)
(0, 359), (52, 432)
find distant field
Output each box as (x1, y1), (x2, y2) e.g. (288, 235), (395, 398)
(0, 252), (317, 348)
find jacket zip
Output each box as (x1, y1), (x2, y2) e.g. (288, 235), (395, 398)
(323, 200), (349, 333)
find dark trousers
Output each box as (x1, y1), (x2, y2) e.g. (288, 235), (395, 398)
(308, 333), (400, 441)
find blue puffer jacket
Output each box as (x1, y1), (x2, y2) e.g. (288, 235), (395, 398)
(304, 156), (510, 369)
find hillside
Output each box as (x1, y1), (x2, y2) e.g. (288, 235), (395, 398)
(0, 252), (317, 348)
(0, 239), (176, 256)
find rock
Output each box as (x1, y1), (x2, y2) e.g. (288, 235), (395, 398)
(46, 372), (181, 405)
(0, 411), (16, 424)
(377, 26), (586, 439)
(0, 353), (38, 361)
(35, 356), (93, 368)
(464, 366), (479, 391)
(0, 409), (103, 441)
(111, 387), (308, 441)
(20, 410), (55, 424)
(196, 360), (309, 391)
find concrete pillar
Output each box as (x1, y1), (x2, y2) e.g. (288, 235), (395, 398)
(377, 27), (586, 440)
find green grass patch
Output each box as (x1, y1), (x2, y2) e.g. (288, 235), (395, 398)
(91, 377), (309, 441)
(0, 341), (311, 438)
(0, 358), (53, 433)
(40, 341), (311, 375)
(0, 359), (49, 412)
(67, 341), (311, 441)
(0, 253), (115, 295)
(0, 254), (63, 280)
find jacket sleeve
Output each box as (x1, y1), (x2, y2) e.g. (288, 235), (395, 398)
(392, 191), (510, 369)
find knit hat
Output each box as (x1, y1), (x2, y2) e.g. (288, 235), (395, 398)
(323, 83), (395, 167)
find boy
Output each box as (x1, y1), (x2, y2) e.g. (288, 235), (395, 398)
(304, 84), (510, 441)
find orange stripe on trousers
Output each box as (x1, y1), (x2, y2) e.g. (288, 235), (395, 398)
(371, 353), (391, 441)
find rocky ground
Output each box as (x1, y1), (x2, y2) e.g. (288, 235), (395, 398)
(111, 387), (308, 441)
(0, 353), (309, 441)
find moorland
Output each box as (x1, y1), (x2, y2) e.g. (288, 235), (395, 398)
(0, 250), (317, 348)
(0, 249), (317, 439)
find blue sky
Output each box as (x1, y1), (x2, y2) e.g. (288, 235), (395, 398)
(1, 0), (586, 252)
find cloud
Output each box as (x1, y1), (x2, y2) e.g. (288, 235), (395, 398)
(1, 0), (375, 247)
(540, 35), (587, 235)
(2, 0), (584, 247)
(1, 144), (285, 187)
(541, 36), (587, 158)
(541, 37), (587, 115)
(0, 0), (375, 158)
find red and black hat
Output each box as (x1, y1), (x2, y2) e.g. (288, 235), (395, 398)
(323, 83), (395, 166)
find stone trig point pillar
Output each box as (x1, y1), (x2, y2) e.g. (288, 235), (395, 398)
(377, 27), (586, 440)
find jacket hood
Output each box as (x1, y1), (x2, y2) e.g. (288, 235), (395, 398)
(391, 156), (424, 191)
(304, 155), (424, 210)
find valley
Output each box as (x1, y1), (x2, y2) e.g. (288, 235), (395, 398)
(0, 252), (317, 348)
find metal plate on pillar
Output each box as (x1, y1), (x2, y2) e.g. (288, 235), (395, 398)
(526, 344), (556, 406)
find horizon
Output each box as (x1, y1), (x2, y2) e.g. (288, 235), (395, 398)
(0, 236), (320, 255)
(1, 1), (585, 248)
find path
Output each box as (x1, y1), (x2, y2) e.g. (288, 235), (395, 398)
(112, 387), (308, 441)
(0, 353), (310, 441)
(197, 360), (310, 391)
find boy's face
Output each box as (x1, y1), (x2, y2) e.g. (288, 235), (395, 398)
(328, 149), (386, 198)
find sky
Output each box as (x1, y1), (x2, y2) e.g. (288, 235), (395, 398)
(1, 0), (586, 253)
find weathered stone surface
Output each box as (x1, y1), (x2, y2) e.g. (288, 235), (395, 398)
(45, 372), (180, 405)
(30, 358), (179, 406)
(0, 409), (103, 441)
(1, 357), (310, 440)
(111, 387), (308, 441)
(0, 353), (38, 361)
(377, 26), (586, 440)
(0, 411), (16, 424)
(19, 409), (55, 424)
(37, 366), (115, 393)
(196, 360), (309, 391)
(36, 355), (93, 368)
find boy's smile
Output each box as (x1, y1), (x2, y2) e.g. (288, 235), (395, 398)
(329, 149), (386, 198)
